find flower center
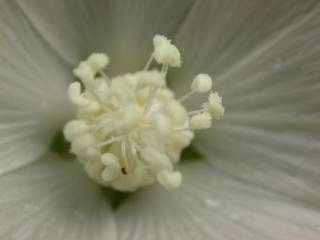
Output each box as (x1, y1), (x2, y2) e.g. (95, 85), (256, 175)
(63, 35), (224, 192)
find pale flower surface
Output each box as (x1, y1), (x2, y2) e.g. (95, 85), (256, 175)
(0, 0), (320, 240)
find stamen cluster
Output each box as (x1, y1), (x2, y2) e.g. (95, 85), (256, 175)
(64, 35), (224, 191)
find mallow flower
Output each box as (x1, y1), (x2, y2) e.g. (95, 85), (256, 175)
(0, 0), (320, 239)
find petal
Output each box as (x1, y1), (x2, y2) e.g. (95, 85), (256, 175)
(116, 163), (320, 240)
(172, 0), (320, 107)
(18, 0), (195, 75)
(0, 0), (73, 174)
(170, 1), (320, 202)
(195, 118), (320, 206)
(0, 153), (117, 239)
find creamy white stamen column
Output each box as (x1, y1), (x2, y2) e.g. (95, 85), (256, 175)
(63, 35), (225, 192)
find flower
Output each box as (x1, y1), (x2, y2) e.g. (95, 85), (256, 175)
(1, 0), (320, 239)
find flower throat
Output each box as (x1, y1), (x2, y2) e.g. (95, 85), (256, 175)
(63, 35), (224, 192)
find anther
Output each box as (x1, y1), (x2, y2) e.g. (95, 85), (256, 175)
(68, 82), (90, 107)
(73, 62), (95, 87)
(191, 74), (212, 93)
(203, 92), (225, 119)
(63, 120), (89, 142)
(157, 171), (182, 190)
(101, 153), (121, 182)
(190, 112), (212, 130)
(179, 74), (213, 102)
(153, 35), (181, 67)
(96, 136), (124, 148)
(87, 53), (109, 74)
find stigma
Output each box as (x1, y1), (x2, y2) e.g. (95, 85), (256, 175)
(63, 35), (224, 192)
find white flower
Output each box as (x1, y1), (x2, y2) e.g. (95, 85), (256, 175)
(1, 0), (320, 239)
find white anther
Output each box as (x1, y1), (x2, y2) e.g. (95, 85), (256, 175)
(136, 87), (149, 105)
(141, 147), (173, 172)
(153, 35), (181, 67)
(191, 74), (212, 93)
(111, 78), (135, 101)
(73, 62), (94, 87)
(86, 100), (101, 113)
(94, 78), (110, 102)
(157, 88), (174, 101)
(116, 105), (141, 130)
(139, 70), (166, 87)
(166, 146), (181, 163)
(84, 160), (104, 181)
(68, 82), (90, 107)
(71, 133), (96, 154)
(87, 53), (109, 73)
(84, 147), (101, 161)
(190, 112), (212, 130)
(203, 92), (225, 119)
(63, 120), (89, 142)
(153, 113), (172, 139)
(143, 86), (158, 115)
(101, 153), (121, 182)
(97, 136), (124, 148)
(111, 178), (137, 192)
(111, 166), (152, 192)
(157, 171), (182, 189)
(165, 101), (187, 125)
(170, 131), (195, 147)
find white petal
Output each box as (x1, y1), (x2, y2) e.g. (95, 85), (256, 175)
(0, 0), (73, 174)
(170, 1), (320, 202)
(172, 1), (320, 108)
(18, 0), (195, 75)
(195, 115), (320, 206)
(0, 153), (117, 239)
(116, 163), (320, 240)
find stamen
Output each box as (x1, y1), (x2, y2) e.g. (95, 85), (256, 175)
(191, 74), (212, 93)
(143, 68), (166, 115)
(153, 35), (181, 67)
(68, 82), (90, 107)
(179, 74), (213, 102)
(89, 118), (112, 130)
(99, 70), (111, 83)
(161, 64), (169, 76)
(188, 109), (203, 115)
(143, 86), (157, 115)
(203, 92), (225, 119)
(64, 35), (224, 192)
(190, 112), (212, 130)
(178, 91), (194, 103)
(121, 140), (131, 172)
(173, 126), (190, 132)
(96, 135), (124, 148)
(87, 53), (109, 73)
(144, 54), (154, 70)
(101, 153), (121, 182)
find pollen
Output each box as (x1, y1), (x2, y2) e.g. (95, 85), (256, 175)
(63, 34), (224, 192)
